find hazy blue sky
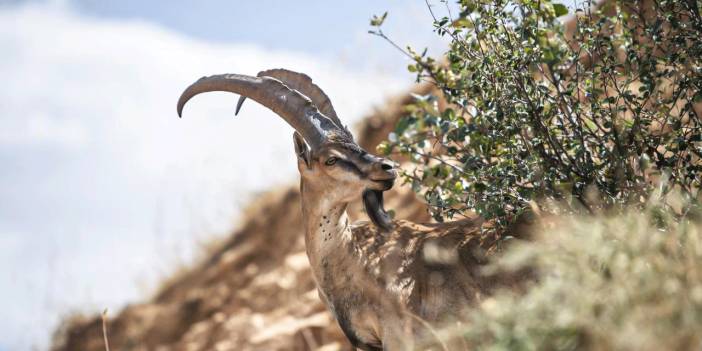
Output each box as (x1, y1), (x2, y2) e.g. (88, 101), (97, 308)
(39, 0), (446, 71)
(0, 1), (448, 350)
(72, 1), (414, 51)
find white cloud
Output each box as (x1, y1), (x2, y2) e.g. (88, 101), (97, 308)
(0, 112), (89, 147)
(0, 3), (407, 350)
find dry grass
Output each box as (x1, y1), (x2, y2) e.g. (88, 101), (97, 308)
(452, 193), (702, 351)
(50, 84), (432, 351)
(101, 309), (110, 351)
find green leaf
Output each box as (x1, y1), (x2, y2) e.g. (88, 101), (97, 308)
(553, 3), (568, 17)
(370, 11), (388, 27)
(452, 18), (473, 29)
(395, 117), (413, 135)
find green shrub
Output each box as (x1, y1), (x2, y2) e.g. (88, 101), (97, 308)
(368, 3), (702, 348)
(459, 194), (702, 350)
(373, 0), (702, 227)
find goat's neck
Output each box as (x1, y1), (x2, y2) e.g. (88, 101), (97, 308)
(300, 182), (355, 285)
(301, 182), (401, 346)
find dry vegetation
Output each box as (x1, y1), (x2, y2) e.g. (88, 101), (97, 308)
(460, 193), (702, 351)
(51, 85), (436, 351)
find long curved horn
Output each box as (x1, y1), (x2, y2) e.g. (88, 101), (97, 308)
(177, 74), (340, 148)
(236, 69), (352, 138)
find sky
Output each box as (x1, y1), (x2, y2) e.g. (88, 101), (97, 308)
(0, 1), (448, 349)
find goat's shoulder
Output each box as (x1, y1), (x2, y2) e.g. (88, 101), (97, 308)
(349, 214), (498, 263)
(347, 216), (507, 321)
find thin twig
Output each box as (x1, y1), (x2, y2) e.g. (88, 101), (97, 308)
(101, 309), (111, 351)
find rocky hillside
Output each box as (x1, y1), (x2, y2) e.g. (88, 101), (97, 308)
(51, 85), (435, 351)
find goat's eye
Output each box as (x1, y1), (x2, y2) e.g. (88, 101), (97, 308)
(325, 157), (338, 166)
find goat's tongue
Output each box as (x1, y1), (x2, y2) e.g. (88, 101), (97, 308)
(362, 189), (394, 232)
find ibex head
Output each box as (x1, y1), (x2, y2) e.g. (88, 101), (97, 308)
(177, 69), (397, 230)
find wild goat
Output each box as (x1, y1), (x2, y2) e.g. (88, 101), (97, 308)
(177, 69), (516, 350)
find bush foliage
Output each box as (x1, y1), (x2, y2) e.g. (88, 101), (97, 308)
(369, 2), (702, 349)
(460, 194), (702, 350)
(373, 0), (702, 227)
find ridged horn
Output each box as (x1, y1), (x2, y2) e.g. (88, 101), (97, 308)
(236, 69), (352, 138)
(177, 73), (340, 149)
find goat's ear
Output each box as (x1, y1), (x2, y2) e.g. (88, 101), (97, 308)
(292, 131), (311, 169)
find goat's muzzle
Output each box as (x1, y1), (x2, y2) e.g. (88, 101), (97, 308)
(363, 158), (397, 231)
(367, 159), (397, 191)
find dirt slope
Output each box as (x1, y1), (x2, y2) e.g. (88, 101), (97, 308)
(51, 85), (434, 351)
